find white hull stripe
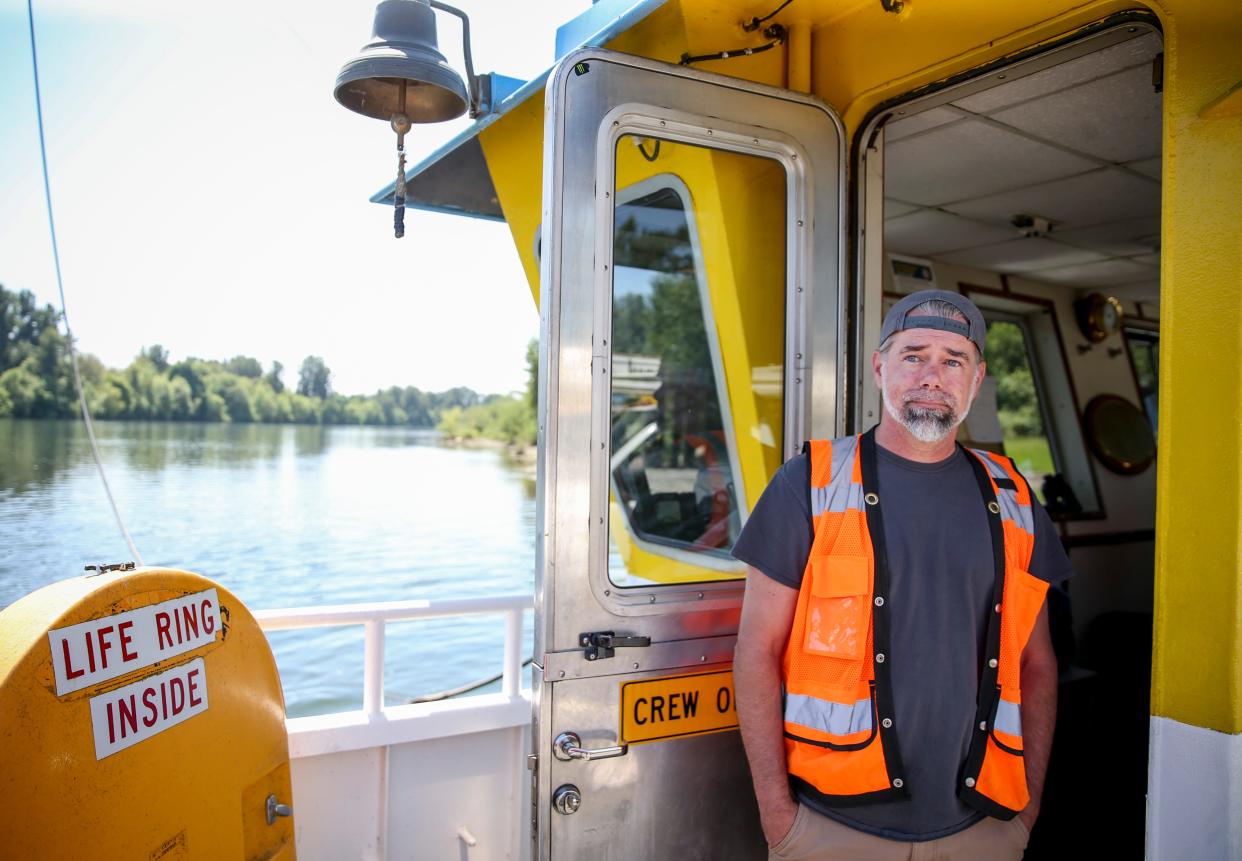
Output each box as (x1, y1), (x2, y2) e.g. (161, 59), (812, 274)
(785, 693), (873, 736)
(1147, 716), (1242, 860)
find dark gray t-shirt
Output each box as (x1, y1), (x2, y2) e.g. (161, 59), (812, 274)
(732, 442), (1073, 842)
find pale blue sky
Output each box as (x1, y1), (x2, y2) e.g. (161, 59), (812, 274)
(1, 0), (588, 396)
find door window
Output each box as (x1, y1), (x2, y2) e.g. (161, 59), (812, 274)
(607, 138), (787, 587)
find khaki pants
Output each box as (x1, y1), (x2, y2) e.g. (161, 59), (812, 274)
(768, 804), (1030, 861)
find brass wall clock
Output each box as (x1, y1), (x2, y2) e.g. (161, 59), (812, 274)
(1074, 293), (1124, 342)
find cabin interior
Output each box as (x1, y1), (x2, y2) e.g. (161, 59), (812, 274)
(864, 25), (1162, 857)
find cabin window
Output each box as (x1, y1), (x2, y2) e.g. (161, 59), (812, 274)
(606, 143), (787, 587)
(1124, 327), (1159, 433)
(962, 294), (1101, 517)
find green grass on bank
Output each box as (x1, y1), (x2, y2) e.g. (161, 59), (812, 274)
(1003, 435), (1055, 503)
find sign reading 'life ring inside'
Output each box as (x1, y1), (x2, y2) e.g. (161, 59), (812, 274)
(48, 589), (221, 695)
(45, 587), (222, 760)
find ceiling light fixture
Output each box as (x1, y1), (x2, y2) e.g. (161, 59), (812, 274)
(1011, 213), (1055, 238)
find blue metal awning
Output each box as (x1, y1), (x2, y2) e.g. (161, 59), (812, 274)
(369, 0), (668, 220)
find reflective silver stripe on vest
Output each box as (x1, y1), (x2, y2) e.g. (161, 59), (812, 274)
(785, 692), (873, 736)
(811, 482), (865, 517)
(994, 698), (1023, 739)
(811, 436), (862, 517)
(971, 449), (1034, 535)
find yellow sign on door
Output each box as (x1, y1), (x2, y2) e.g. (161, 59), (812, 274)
(620, 669), (737, 744)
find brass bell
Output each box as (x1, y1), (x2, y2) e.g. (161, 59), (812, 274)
(334, 0), (469, 125)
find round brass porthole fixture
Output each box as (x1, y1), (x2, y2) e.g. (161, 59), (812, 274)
(1083, 394), (1156, 475)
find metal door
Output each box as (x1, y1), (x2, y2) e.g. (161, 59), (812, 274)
(533, 47), (845, 861)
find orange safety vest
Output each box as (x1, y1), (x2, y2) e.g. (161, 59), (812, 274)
(781, 430), (1048, 819)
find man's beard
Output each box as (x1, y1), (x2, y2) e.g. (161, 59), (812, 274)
(881, 369), (970, 444)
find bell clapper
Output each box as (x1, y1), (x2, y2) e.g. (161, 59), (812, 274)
(391, 80), (411, 239)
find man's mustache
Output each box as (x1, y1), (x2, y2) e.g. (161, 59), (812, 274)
(902, 389), (956, 409)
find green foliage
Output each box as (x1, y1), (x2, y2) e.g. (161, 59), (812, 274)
(139, 345), (170, 372)
(524, 339), (538, 411)
(0, 362), (52, 418)
(0, 282), (534, 434)
(297, 355), (331, 399)
(265, 361), (285, 394)
(986, 320), (1045, 437)
(437, 395), (536, 447)
(224, 355), (263, 379)
(1, 285), (61, 372)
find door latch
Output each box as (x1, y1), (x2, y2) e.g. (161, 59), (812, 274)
(578, 631), (651, 661)
(265, 794), (293, 825)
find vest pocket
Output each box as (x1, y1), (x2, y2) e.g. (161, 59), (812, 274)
(804, 556), (871, 661)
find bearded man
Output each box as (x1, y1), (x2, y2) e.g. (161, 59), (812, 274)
(733, 289), (1071, 860)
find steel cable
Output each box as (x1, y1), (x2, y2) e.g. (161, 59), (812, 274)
(26, 0), (144, 566)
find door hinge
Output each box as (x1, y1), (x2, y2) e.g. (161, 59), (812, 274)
(578, 630), (651, 661)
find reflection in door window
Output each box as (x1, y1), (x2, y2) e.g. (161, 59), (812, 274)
(609, 185), (740, 585)
(606, 138), (787, 588)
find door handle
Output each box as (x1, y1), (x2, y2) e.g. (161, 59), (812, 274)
(553, 731), (629, 762)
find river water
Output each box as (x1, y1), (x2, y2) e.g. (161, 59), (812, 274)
(0, 419), (536, 717)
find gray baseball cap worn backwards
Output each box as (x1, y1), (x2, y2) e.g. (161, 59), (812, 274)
(880, 289), (988, 356)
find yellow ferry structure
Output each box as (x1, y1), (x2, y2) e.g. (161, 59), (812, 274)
(1, 0), (1239, 858)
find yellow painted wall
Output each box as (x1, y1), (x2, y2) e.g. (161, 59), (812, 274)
(1145, 2), (1242, 734)
(478, 93), (545, 306)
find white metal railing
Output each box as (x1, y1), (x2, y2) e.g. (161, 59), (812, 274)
(253, 594), (533, 716)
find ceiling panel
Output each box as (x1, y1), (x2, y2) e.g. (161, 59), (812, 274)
(1026, 257), (1158, 287)
(1110, 280), (1161, 302)
(884, 107), (961, 142)
(936, 237), (1107, 272)
(884, 209), (1017, 256)
(1126, 157), (1161, 180)
(885, 199), (921, 218)
(1054, 216), (1161, 256)
(886, 119), (1097, 206)
(988, 65), (1161, 163)
(952, 33), (1161, 114)
(883, 31), (1162, 294)
(943, 168), (1158, 229)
